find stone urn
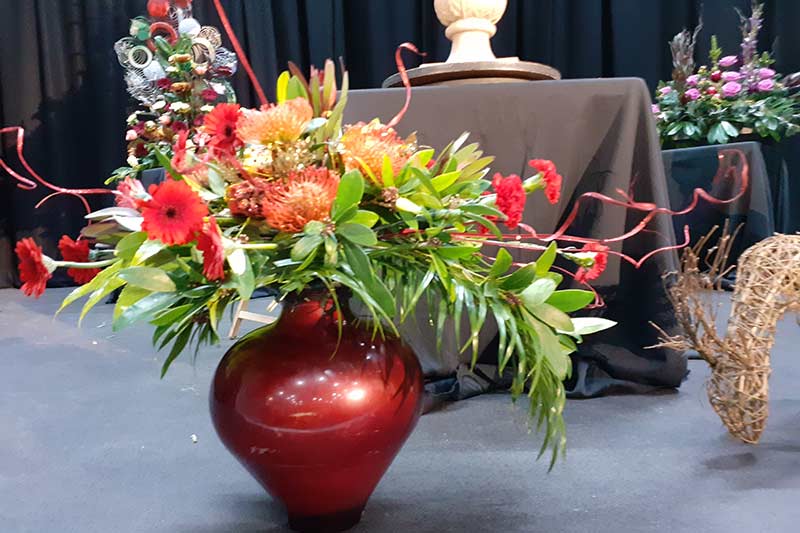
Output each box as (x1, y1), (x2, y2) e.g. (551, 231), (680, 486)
(434, 0), (508, 63)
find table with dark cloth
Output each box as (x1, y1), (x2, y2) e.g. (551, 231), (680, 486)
(345, 78), (683, 399)
(662, 141), (787, 268)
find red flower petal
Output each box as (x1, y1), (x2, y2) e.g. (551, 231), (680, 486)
(15, 238), (52, 298)
(574, 242), (609, 283)
(140, 179), (208, 245)
(58, 235), (100, 285)
(196, 217), (225, 281)
(491, 173), (526, 230)
(529, 159), (563, 205)
(203, 103), (242, 157)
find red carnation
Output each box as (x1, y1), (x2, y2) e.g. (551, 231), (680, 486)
(58, 236), (100, 285)
(196, 217), (225, 281)
(201, 88), (219, 102)
(15, 238), (53, 298)
(529, 159), (562, 205)
(574, 242), (609, 283)
(156, 78), (172, 90)
(491, 173), (526, 229)
(140, 179), (207, 245)
(203, 103), (242, 157)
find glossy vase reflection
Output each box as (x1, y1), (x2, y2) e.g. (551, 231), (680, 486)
(210, 292), (423, 532)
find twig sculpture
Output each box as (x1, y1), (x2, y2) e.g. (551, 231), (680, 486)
(655, 226), (800, 443)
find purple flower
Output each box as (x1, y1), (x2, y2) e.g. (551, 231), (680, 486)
(721, 71), (743, 82)
(719, 56), (739, 68)
(659, 86), (673, 96)
(759, 68), (776, 79)
(722, 81), (742, 98)
(757, 79), (775, 92)
(686, 74), (700, 87)
(651, 104), (661, 114)
(685, 88), (701, 101)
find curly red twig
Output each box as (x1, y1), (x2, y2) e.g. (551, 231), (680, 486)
(1, 126), (114, 213)
(387, 43), (426, 129)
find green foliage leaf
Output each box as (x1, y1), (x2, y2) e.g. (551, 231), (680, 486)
(569, 317), (617, 336)
(520, 279), (558, 309)
(490, 248), (513, 278)
(545, 290), (595, 313)
(291, 234), (323, 261)
(332, 170), (364, 220)
(119, 267), (176, 292)
(115, 232), (147, 262)
(500, 264), (537, 291)
(113, 292), (180, 332)
(338, 223), (377, 246)
(531, 303), (574, 332)
(349, 210), (379, 227)
(535, 242), (557, 276)
(430, 170), (461, 192)
(530, 317), (571, 380)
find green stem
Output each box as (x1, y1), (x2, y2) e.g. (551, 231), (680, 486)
(56, 258), (118, 269)
(236, 243), (279, 251)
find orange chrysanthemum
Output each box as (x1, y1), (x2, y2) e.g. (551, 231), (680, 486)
(262, 167), (340, 233)
(236, 98), (313, 145)
(339, 121), (415, 184)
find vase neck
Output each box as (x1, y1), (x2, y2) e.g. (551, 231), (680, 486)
(278, 288), (352, 333)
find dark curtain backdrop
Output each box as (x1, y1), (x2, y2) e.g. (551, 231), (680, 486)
(1, 0), (799, 286)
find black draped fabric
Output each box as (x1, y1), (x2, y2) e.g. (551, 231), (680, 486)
(2, 0), (800, 285)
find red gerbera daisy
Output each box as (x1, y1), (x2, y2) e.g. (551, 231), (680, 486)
(140, 179), (207, 245)
(15, 238), (54, 298)
(574, 242), (609, 283)
(58, 236), (100, 285)
(203, 103), (242, 157)
(196, 217), (225, 281)
(492, 173), (526, 229)
(529, 159), (563, 205)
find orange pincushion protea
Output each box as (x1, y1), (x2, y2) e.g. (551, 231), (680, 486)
(339, 121), (415, 184)
(262, 167), (339, 233)
(236, 98), (313, 145)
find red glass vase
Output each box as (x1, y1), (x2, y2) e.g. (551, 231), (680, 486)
(210, 290), (423, 532)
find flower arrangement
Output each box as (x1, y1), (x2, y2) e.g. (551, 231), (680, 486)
(653, 1), (800, 147)
(11, 47), (619, 465)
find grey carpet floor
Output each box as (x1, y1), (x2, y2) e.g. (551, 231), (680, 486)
(1, 288), (799, 533)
